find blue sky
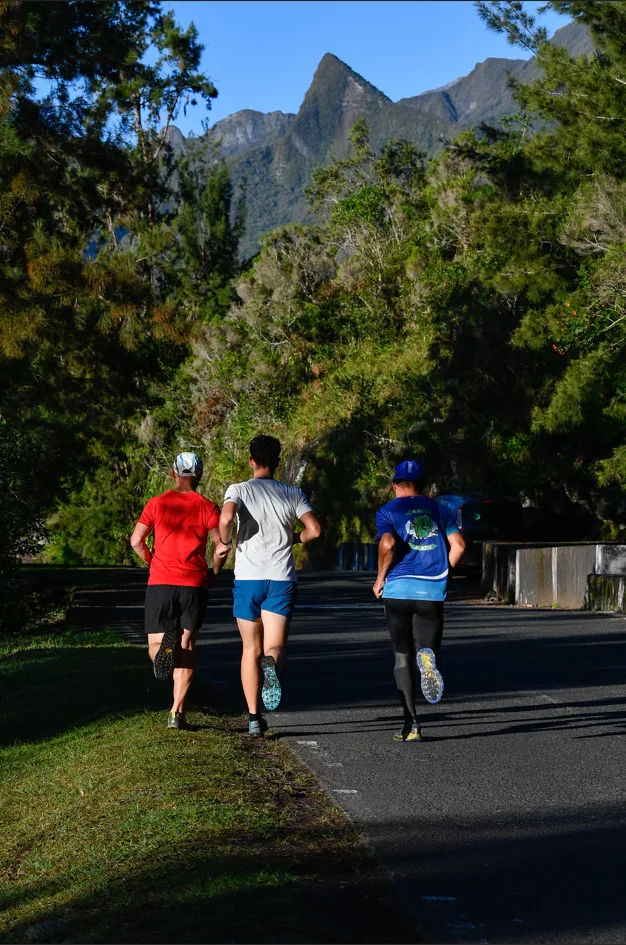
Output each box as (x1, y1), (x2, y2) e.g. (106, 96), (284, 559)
(168, 0), (570, 135)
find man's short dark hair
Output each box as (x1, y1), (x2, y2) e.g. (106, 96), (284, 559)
(393, 477), (426, 492)
(250, 434), (281, 471)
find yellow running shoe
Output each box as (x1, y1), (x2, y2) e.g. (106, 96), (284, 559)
(167, 711), (188, 730)
(393, 722), (422, 742)
(416, 647), (444, 704)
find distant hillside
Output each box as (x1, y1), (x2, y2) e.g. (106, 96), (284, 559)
(173, 20), (593, 257)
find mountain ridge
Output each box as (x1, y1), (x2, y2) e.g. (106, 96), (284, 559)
(177, 20), (593, 256)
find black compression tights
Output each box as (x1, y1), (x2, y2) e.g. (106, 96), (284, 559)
(383, 599), (444, 724)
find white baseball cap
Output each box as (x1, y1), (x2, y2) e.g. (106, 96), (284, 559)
(173, 452), (203, 478)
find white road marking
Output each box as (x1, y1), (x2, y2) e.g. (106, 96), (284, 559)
(332, 789), (358, 794)
(325, 763), (343, 767)
(296, 740), (319, 747)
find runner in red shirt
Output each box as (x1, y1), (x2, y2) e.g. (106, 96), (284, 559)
(130, 452), (224, 729)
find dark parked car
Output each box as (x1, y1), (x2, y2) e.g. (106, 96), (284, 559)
(436, 493), (525, 567)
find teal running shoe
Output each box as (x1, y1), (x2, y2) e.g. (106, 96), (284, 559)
(416, 647), (444, 704)
(154, 628), (177, 681)
(260, 656), (281, 711)
(248, 717), (268, 738)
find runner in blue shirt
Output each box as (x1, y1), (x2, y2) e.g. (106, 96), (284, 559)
(374, 460), (466, 742)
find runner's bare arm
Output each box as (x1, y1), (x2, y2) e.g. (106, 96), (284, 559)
(373, 532), (396, 598)
(216, 500), (238, 559)
(130, 522), (153, 566)
(292, 511), (321, 545)
(447, 530), (466, 569)
(210, 527), (227, 573)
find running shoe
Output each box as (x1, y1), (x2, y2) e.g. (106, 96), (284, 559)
(248, 717), (268, 738)
(416, 647), (444, 704)
(167, 710), (187, 730)
(154, 628), (177, 681)
(260, 656), (281, 711)
(393, 722), (422, 742)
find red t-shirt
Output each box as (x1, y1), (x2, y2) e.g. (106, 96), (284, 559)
(138, 490), (220, 588)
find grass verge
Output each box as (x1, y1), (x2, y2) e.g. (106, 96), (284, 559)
(1, 630), (420, 944)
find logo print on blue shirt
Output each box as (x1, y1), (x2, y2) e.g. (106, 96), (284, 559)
(406, 509), (439, 551)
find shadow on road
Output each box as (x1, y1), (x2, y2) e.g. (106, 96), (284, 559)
(366, 803), (626, 943)
(200, 613), (626, 728)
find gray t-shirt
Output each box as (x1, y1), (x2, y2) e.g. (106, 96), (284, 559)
(223, 478), (314, 581)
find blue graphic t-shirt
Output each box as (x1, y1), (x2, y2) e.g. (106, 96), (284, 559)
(375, 496), (459, 601)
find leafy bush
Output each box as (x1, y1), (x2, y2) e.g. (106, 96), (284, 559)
(0, 419), (46, 630)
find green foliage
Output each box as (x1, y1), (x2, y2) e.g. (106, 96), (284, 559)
(0, 1), (226, 580)
(173, 3), (626, 546)
(10, 0), (626, 566)
(174, 150), (245, 321)
(45, 467), (142, 566)
(0, 418), (45, 628)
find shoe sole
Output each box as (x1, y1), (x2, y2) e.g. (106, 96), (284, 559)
(260, 657), (281, 711)
(154, 629), (177, 681)
(416, 647), (444, 704)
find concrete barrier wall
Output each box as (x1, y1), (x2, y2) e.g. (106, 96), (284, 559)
(555, 545), (597, 609)
(596, 545), (626, 575)
(482, 542), (626, 609)
(586, 574), (626, 613)
(517, 546), (554, 607)
(482, 543), (517, 603)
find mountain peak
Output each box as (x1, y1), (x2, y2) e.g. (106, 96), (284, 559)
(308, 52), (391, 103)
(318, 52), (345, 66)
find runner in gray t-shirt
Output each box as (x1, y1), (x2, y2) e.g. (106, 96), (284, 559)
(216, 435), (321, 736)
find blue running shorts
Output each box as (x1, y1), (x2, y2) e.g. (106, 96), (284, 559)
(233, 579), (297, 621)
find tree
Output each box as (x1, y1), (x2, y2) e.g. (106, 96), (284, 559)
(174, 149), (245, 323)
(0, 0), (219, 607)
(477, 1), (626, 513)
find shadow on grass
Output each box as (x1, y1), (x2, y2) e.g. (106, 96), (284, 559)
(0, 641), (165, 746)
(5, 846), (419, 945)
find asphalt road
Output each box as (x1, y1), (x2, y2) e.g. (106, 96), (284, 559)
(72, 570), (626, 944)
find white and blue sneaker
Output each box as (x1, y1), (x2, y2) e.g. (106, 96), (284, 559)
(260, 656), (282, 711)
(248, 717), (268, 737)
(416, 648), (444, 704)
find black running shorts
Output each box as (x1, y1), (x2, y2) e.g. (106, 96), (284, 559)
(144, 585), (209, 636)
(383, 598), (444, 657)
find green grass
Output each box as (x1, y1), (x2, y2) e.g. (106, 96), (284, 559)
(0, 630), (420, 944)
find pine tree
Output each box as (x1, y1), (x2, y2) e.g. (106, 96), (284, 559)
(0, 1), (220, 603)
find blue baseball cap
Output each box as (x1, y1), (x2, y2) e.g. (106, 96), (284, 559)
(392, 459), (425, 482)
